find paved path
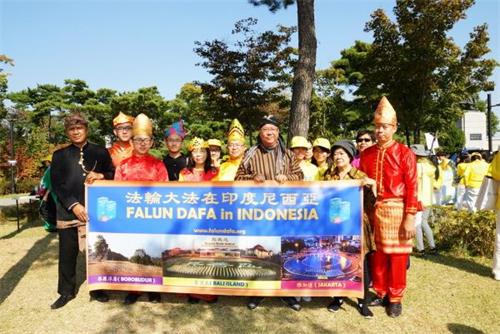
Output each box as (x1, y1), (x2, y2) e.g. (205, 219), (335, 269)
(0, 195), (39, 208)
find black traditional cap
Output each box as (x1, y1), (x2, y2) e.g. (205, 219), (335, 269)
(64, 112), (88, 129)
(332, 140), (357, 160)
(259, 115), (280, 129)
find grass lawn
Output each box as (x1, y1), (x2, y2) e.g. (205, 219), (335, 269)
(0, 205), (498, 334)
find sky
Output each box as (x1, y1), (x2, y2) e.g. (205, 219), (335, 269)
(1, 0), (499, 107)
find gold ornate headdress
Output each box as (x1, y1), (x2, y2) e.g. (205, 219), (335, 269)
(373, 96), (397, 126)
(113, 112), (134, 127)
(188, 137), (208, 151)
(132, 113), (153, 137)
(227, 119), (245, 143)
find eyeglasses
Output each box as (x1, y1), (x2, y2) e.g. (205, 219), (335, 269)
(133, 138), (152, 144)
(228, 144), (243, 148)
(115, 126), (132, 132)
(356, 138), (372, 143)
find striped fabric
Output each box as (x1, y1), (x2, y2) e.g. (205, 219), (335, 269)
(235, 146), (303, 181)
(374, 200), (413, 254)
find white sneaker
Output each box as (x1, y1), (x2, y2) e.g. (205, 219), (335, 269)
(302, 297), (312, 302)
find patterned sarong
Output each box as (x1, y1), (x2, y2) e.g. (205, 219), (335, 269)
(374, 200), (412, 254)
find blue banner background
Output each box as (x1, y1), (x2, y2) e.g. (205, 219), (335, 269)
(87, 181), (362, 237)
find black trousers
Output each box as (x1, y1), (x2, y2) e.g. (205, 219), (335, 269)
(57, 227), (79, 295)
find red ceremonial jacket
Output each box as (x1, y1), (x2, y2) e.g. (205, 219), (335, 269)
(115, 153), (169, 182)
(359, 140), (418, 215)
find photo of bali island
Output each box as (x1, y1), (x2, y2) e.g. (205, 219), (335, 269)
(87, 233), (163, 282)
(281, 235), (362, 281)
(162, 236), (281, 281)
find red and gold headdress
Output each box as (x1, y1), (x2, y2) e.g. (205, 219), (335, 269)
(113, 112), (134, 127)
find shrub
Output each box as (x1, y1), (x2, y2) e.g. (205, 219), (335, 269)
(431, 206), (496, 257)
(16, 177), (39, 194)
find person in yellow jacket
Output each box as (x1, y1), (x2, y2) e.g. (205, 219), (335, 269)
(411, 145), (437, 256)
(213, 119), (246, 181)
(455, 153), (470, 210)
(436, 152), (456, 205)
(290, 136), (320, 181)
(463, 152), (490, 212)
(489, 151), (500, 280)
(311, 138), (332, 179)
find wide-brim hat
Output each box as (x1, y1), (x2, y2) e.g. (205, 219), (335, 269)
(410, 144), (430, 157)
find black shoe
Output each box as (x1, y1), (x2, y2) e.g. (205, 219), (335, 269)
(124, 293), (140, 305)
(187, 296), (200, 304)
(148, 292), (161, 303)
(50, 294), (75, 309)
(428, 248), (438, 255)
(387, 302), (402, 318)
(281, 297), (301, 311)
(247, 297), (264, 310)
(357, 301), (374, 318)
(415, 250), (426, 257)
(327, 297), (343, 313)
(369, 295), (388, 307)
(90, 290), (109, 303)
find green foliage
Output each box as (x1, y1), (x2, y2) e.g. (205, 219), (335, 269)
(248, 0), (295, 12)
(15, 177), (38, 193)
(432, 206), (495, 257)
(322, 1), (498, 144)
(194, 17), (296, 133)
(438, 124), (465, 153)
(130, 253), (153, 266)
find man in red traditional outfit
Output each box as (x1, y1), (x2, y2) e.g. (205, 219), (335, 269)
(115, 113), (168, 304)
(108, 112), (134, 167)
(359, 96), (417, 318)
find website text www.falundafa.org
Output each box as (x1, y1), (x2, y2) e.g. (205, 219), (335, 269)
(193, 228), (246, 235)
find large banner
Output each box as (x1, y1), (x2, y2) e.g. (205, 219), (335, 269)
(86, 180), (364, 297)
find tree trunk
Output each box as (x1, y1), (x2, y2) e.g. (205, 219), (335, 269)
(405, 126), (411, 146)
(288, 0), (316, 140)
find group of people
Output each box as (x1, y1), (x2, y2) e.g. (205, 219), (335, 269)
(46, 96), (432, 319)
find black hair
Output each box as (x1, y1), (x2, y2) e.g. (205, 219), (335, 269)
(356, 129), (376, 142)
(186, 148), (215, 173)
(311, 146), (334, 177)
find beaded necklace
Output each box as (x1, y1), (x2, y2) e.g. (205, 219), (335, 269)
(78, 145), (97, 177)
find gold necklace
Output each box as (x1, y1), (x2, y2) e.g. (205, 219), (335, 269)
(78, 147), (97, 176)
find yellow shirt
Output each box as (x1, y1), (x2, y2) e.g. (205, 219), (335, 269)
(417, 158), (436, 206)
(300, 161), (320, 181)
(489, 153), (500, 209)
(456, 162), (469, 185)
(463, 159), (490, 189)
(213, 157), (243, 181)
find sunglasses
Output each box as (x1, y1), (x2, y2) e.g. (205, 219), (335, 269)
(357, 138), (372, 143)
